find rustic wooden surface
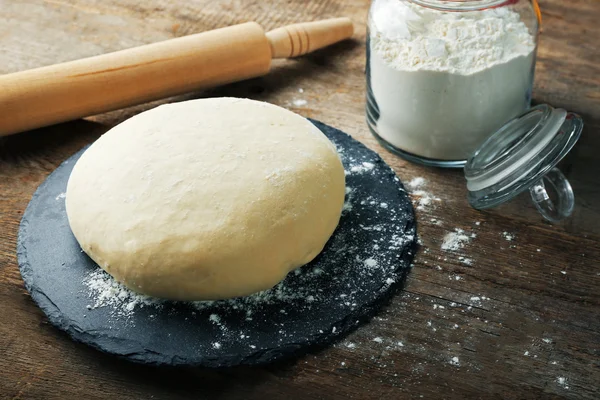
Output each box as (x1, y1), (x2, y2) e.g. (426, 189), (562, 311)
(1, 0), (599, 399)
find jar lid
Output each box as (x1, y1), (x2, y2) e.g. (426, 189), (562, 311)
(464, 104), (583, 222)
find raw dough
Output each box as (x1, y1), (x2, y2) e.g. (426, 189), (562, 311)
(66, 98), (345, 301)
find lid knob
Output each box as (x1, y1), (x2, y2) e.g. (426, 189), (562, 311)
(529, 168), (574, 222)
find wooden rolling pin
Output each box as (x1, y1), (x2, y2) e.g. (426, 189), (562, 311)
(0, 18), (353, 136)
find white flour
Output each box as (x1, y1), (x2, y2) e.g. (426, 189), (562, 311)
(441, 228), (475, 251)
(84, 266), (322, 318)
(407, 177), (426, 190)
(405, 176), (440, 211)
(368, 0), (536, 160)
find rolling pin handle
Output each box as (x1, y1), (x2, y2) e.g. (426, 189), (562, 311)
(266, 18), (354, 59)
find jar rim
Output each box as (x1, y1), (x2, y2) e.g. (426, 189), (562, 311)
(409, 0), (514, 12)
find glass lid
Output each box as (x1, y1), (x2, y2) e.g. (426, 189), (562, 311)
(464, 104), (584, 222)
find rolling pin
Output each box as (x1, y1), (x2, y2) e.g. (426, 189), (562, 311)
(0, 18), (353, 136)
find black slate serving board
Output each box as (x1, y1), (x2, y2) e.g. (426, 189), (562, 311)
(17, 120), (417, 367)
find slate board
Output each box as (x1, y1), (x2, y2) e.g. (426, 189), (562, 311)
(17, 120), (417, 367)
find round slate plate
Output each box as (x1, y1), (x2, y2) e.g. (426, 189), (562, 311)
(17, 119), (417, 367)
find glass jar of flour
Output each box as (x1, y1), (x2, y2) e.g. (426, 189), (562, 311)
(366, 0), (540, 167)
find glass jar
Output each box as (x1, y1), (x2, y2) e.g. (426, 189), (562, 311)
(366, 0), (541, 168)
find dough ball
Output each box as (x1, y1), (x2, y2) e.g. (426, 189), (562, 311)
(66, 98), (345, 301)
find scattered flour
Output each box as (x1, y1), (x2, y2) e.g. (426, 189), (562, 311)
(407, 177), (426, 189)
(404, 176), (441, 211)
(502, 232), (514, 241)
(84, 269), (161, 317)
(342, 186), (354, 214)
(412, 190), (442, 211)
(364, 258), (378, 268)
(55, 192), (66, 200)
(556, 377), (569, 389)
(373, 337), (384, 343)
(292, 99), (308, 107)
(441, 229), (474, 251)
(458, 256), (473, 266)
(84, 266), (326, 319)
(350, 162), (376, 174)
(449, 356), (460, 366)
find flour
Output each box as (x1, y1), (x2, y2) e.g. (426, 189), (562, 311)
(364, 258), (378, 268)
(458, 256), (473, 266)
(441, 228), (474, 251)
(292, 99), (308, 107)
(368, 0), (536, 160)
(556, 377), (569, 390)
(407, 177), (426, 190)
(84, 269), (161, 317)
(502, 232), (515, 241)
(350, 162), (376, 173)
(405, 177), (441, 211)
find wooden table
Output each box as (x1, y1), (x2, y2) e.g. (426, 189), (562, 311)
(1, 1), (599, 398)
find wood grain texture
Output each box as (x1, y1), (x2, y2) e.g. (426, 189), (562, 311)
(1, 0), (599, 399)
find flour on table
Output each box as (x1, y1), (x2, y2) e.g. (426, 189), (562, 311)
(556, 377), (569, 390)
(407, 177), (426, 190)
(404, 177), (441, 211)
(502, 232), (515, 241)
(449, 356), (460, 366)
(292, 99), (308, 107)
(441, 229), (475, 251)
(458, 257), (473, 266)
